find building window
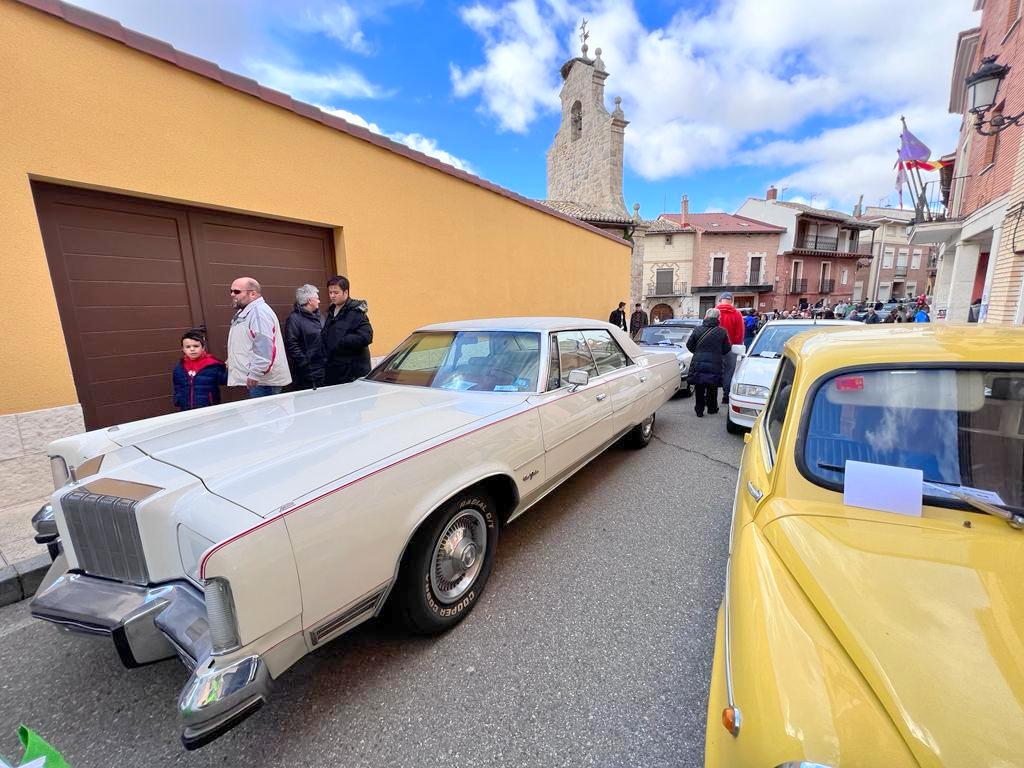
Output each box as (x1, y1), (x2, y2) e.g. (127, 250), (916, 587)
(897, 249), (908, 268)
(665, 235), (673, 244)
(570, 101), (583, 142)
(883, 247), (894, 269)
(878, 282), (892, 302)
(749, 256), (763, 284)
(907, 281), (917, 297)
(712, 257), (726, 285)
(853, 281), (864, 301)
(840, 268), (848, 285)
(655, 268), (674, 295)
(911, 249), (922, 270)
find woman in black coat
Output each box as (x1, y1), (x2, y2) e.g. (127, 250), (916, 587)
(685, 308), (732, 417)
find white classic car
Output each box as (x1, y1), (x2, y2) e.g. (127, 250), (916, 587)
(30, 318), (678, 748)
(725, 319), (860, 434)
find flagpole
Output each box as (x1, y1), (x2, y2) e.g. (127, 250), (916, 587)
(901, 116), (931, 220)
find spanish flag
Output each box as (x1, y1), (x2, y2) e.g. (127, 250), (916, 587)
(900, 159), (953, 172)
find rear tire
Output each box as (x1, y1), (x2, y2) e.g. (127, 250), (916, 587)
(625, 413), (656, 449)
(390, 490), (499, 635)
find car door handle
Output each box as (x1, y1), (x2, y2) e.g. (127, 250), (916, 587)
(639, 375), (648, 382)
(596, 393), (608, 401)
(746, 481), (763, 501)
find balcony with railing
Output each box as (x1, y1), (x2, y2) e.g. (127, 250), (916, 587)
(691, 271), (771, 293)
(894, 265), (908, 277)
(799, 234), (838, 251)
(819, 279), (835, 294)
(645, 279), (688, 298)
(791, 278), (808, 294)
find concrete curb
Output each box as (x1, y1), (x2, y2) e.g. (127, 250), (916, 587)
(0, 553), (51, 608)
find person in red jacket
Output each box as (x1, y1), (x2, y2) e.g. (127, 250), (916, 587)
(715, 292), (745, 405)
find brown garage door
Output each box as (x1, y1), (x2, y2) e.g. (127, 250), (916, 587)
(33, 183), (335, 429)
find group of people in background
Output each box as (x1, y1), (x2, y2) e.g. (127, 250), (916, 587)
(172, 274), (373, 411)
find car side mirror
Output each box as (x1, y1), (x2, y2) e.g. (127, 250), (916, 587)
(567, 369), (590, 389)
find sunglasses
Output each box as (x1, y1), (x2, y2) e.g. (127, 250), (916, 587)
(230, 289), (248, 295)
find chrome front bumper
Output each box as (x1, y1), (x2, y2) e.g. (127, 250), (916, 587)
(31, 569), (271, 748)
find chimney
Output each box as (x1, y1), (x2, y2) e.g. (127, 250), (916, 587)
(766, 186), (778, 201)
(680, 195), (689, 226)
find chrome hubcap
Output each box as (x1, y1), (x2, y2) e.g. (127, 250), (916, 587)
(641, 414), (655, 439)
(430, 509), (487, 604)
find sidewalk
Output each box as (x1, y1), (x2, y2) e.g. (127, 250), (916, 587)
(0, 495), (50, 607)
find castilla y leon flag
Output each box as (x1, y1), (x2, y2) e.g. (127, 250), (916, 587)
(900, 159), (953, 172)
(899, 123), (931, 163)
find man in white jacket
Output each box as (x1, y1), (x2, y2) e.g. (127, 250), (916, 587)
(227, 277), (292, 397)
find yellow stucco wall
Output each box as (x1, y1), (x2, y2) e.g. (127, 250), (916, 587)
(0, 2), (630, 416)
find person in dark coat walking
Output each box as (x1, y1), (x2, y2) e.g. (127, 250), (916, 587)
(284, 284), (326, 390)
(322, 275), (373, 385)
(172, 330), (227, 410)
(629, 303), (648, 337)
(608, 302), (627, 332)
(685, 308), (732, 417)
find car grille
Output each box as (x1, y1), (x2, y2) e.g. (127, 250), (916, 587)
(61, 490), (149, 585)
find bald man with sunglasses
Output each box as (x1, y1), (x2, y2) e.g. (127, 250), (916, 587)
(227, 277), (291, 397)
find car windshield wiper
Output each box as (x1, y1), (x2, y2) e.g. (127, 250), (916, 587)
(816, 462), (1024, 530)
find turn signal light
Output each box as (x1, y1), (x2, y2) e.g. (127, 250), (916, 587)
(722, 706), (742, 736)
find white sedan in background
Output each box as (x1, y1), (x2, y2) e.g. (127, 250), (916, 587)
(31, 318), (678, 749)
(726, 319), (861, 434)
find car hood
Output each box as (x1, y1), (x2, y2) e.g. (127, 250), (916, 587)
(765, 512), (1024, 766)
(733, 355), (780, 390)
(112, 381), (525, 516)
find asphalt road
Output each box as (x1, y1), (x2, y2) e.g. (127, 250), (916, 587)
(0, 396), (742, 768)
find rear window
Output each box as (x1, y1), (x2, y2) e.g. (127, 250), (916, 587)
(803, 368), (1024, 510)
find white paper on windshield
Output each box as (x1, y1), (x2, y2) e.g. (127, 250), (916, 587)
(843, 460), (922, 517)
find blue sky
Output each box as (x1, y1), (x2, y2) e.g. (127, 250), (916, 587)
(72, 0), (979, 217)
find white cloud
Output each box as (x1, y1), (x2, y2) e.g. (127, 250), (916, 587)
(248, 61), (390, 99)
(317, 106), (474, 173)
(302, 3), (372, 54)
(450, 0), (569, 132)
(452, 0), (978, 206)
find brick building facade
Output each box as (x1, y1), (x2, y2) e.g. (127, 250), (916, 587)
(738, 188), (877, 311)
(657, 199), (784, 316)
(913, 0), (1024, 323)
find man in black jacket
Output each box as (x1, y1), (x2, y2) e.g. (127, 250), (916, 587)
(284, 283), (325, 390)
(609, 301), (627, 332)
(629, 303), (648, 337)
(322, 275), (373, 385)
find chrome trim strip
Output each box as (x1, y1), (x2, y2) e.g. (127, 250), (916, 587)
(723, 470), (742, 735)
(309, 583), (389, 645)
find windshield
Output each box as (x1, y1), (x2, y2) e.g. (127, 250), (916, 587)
(805, 368), (1024, 511)
(749, 325), (818, 357)
(637, 326), (692, 346)
(367, 331), (541, 392)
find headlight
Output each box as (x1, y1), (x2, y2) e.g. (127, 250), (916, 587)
(733, 383), (769, 398)
(204, 577), (241, 654)
(49, 456), (70, 490)
(177, 525), (214, 584)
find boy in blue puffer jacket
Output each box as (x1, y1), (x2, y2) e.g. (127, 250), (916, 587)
(172, 330), (228, 410)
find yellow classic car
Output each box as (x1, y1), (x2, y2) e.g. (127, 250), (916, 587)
(705, 325), (1024, 768)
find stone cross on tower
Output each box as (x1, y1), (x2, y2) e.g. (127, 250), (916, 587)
(545, 35), (628, 215)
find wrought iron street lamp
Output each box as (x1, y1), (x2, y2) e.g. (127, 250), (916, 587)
(967, 55), (1023, 135)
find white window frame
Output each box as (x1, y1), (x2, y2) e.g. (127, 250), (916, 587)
(882, 247), (894, 269)
(878, 282), (892, 302)
(911, 249), (922, 270)
(896, 248), (908, 267)
(840, 268), (849, 286)
(906, 281), (918, 296)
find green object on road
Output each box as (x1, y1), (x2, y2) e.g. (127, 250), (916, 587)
(17, 726), (70, 768)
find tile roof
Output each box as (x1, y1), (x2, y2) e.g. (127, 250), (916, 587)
(645, 217), (689, 234)
(774, 201), (878, 229)
(539, 200), (637, 225)
(14, 0), (629, 247)
(659, 212), (784, 234)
